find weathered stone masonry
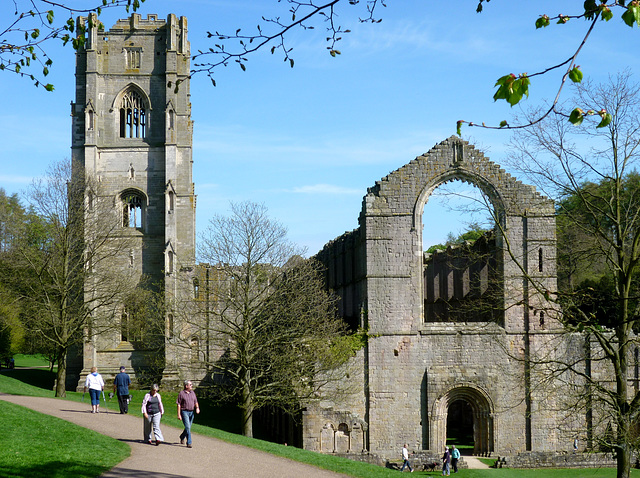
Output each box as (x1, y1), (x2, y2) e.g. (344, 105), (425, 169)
(309, 136), (572, 459)
(71, 13), (196, 388)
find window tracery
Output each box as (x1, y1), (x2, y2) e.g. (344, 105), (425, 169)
(119, 89), (147, 138)
(121, 192), (144, 229)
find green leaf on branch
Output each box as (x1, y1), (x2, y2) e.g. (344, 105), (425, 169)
(622, 3), (640, 27)
(535, 15), (550, 28)
(597, 111), (613, 128)
(569, 67), (583, 83)
(456, 120), (463, 136)
(569, 108), (584, 125)
(601, 6), (614, 21)
(46, 10), (54, 24)
(583, 0), (598, 19)
(499, 120), (508, 128)
(493, 73), (530, 106)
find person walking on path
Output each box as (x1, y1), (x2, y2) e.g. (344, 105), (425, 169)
(83, 366), (104, 414)
(142, 383), (165, 445)
(113, 366), (131, 414)
(177, 380), (200, 448)
(400, 443), (414, 472)
(451, 445), (460, 473)
(442, 446), (451, 476)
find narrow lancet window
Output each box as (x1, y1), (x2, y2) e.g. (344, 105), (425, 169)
(538, 248), (543, 272)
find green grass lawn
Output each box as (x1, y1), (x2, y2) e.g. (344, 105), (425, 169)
(1, 360), (639, 478)
(12, 353), (54, 369)
(0, 400), (129, 478)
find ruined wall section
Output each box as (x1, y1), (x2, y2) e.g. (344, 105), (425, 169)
(315, 228), (365, 331)
(423, 233), (500, 323)
(306, 137), (570, 459)
(362, 136), (557, 334)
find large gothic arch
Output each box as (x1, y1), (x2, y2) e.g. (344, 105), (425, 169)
(361, 135), (556, 334)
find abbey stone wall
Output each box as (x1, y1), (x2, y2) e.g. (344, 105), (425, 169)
(308, 137), (577, 460)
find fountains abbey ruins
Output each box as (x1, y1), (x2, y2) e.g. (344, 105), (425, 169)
(69, 12), (624, 467)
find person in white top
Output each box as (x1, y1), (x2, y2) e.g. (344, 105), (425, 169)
(83, 366), (105, 413)
(401, 443), (414, 472)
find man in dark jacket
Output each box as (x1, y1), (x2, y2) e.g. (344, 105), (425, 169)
(113, 366), (131, 414)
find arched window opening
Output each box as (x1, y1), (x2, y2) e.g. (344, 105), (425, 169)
(538, 248), (544, 272)
(121, 305), (144, 344)
(539, 311), (545, 327)
(121, 309), (129, 342)
(87, 110), (94, 130)
(168, 190), (175, 213)
(119, 89), (147, 138)
(422, 180), (499, 324)
(87, 190), (95, 211)
(168, 109), (175, 130)
(167, 250), (174, 275)
(167, 314), (174, 339)
(193, 278), (200, 299)
(122, 193), (143, 229)
(190, 337), (200, 363)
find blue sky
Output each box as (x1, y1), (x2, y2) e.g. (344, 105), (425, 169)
(1, 1), (637, 255)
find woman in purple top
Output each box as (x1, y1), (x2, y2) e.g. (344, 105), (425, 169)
(141, 383), (164, 445)
(176, 380), (200, 448)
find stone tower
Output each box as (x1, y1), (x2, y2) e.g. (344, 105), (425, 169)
(71, 13), (195, 388)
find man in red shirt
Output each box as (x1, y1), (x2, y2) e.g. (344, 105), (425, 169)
(177, 380), (200, 448)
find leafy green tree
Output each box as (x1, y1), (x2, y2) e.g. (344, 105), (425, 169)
(509, 72), (640, 478)
(171, 201), (352, 437)
(11, 159), (138, 396)
(425, 223), (490, 254)
(0, 189), (37, 360)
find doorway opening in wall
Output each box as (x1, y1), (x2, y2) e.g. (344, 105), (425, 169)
(422, 180), (501, 323)
(446, 399), (474, 455)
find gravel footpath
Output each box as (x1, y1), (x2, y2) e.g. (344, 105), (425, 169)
(0, 393), (346, 478)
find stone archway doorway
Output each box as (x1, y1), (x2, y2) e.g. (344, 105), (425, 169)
(447, 399), (474, 452)
(433, 385), (494, 456)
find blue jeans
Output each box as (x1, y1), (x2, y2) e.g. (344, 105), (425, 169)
(180, 410), (195, 444)
(401, 459), (413, 472)
(89, 389), (100, 405)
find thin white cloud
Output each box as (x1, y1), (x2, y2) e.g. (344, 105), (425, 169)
(290, 184), (362, 195)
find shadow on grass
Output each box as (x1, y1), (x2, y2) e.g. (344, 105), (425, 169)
(0, 368), (56, 390)
(0, 461), (109, 478)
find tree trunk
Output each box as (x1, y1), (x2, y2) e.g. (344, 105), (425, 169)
(616, 436), (631, 478)
(55, 348), (67, 398)
(241, 372), (253, 438)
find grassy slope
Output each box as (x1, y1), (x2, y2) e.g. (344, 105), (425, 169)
(0, 400), (129, 478)
(1, 360), (638, 477)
